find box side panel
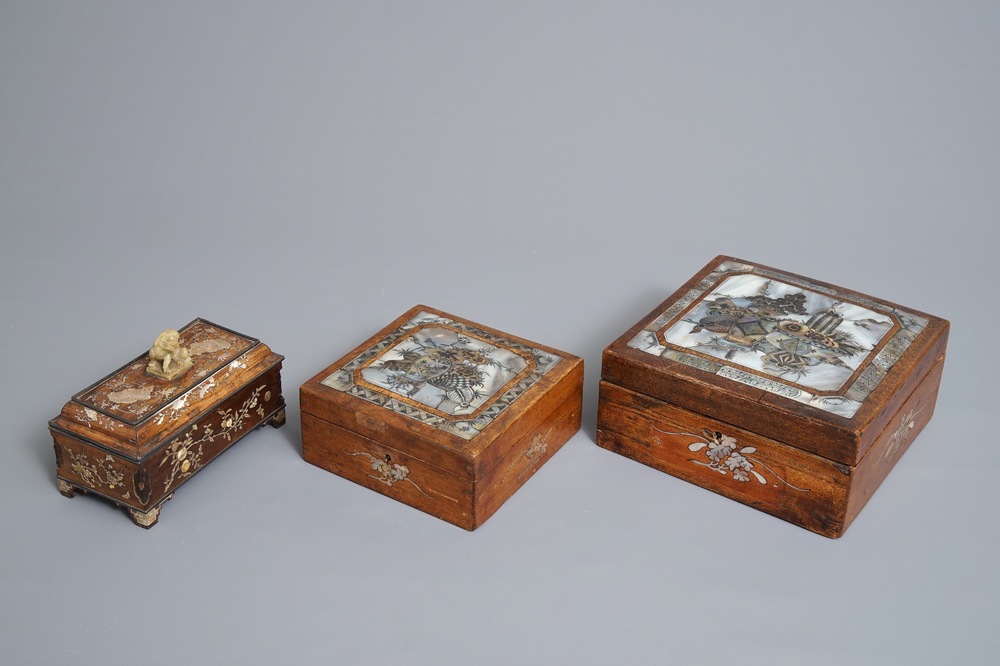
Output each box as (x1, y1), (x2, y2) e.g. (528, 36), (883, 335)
(843, 355), (946, 533)
(300, 383), (474, 478)
(473, 371), (583, 528)
(302, 413), (475, 530)
(852, 321), (949, 461)
(51, 430), (141, 509)
(602, 346), (861, 466)
(139, 367), (285, 507)
(596, 381), (852, 538)
(472, 358), (583, 475)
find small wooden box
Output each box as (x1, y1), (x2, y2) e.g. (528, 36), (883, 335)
(49, 319), (286, 528)
(598, 256), (949, 538)
(300, 305), (583, 530)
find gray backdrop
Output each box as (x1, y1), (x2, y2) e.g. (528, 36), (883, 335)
(2, 2), (997, 664)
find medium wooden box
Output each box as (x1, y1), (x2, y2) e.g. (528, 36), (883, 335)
(300, 305), (583, 530)
(49, 319), (286, 528)
(597, 256), (949, 538)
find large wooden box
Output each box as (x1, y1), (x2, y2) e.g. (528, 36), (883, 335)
(49, 319), (286, 528)
(300, 305), (583, 530)
(598, 256), (949, 537)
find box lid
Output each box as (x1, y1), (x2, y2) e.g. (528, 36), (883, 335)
(602, 256), (949, 466)
(50, 319), (283, 460)
(300, 305), (583, 476)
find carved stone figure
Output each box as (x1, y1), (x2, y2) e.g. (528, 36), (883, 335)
(146, 329), (194, 380)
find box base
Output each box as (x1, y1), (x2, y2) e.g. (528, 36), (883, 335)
(52, 394), (286, 530)
(302, 380), (582, 531)
(596, 357), (944, 538)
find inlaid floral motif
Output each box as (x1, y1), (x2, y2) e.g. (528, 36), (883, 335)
(66, 449), (131, 500)
(159, 385), (267, 492)
(348, 452), (433, 498)
(76, 405), (125, 432)
(523, 432), (548, 464)
(107, 386), (155, 405)
(498, 428), (554, 485)
(652, 425), (809, 492)
(880, 406), (923, 466)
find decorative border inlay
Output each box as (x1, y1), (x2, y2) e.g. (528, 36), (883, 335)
(628, 260), (929, 418)
(717, 367), (802, 398)
(322, 312), (563, 440)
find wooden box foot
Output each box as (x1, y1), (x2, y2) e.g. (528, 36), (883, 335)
(268, 406), (286, 428)
(129, 505), (160, 529)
